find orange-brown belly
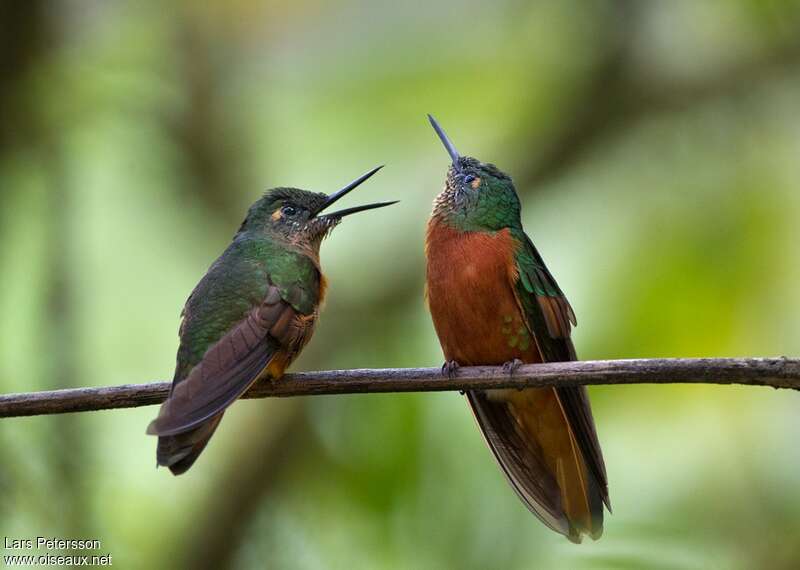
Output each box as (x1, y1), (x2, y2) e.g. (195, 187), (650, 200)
(425, 223), (541, 366)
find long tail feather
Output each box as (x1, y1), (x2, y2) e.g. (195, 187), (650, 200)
(156, 414), (223, 475)
(468, 388), (603, 542)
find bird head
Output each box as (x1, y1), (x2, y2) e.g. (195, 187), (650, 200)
(428, 115), (521, 232)
(238, 166), (396, 249)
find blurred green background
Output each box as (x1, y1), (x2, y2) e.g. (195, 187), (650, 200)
(2, 1), (800, 568)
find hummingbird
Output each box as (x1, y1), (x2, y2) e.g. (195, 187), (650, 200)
(424, 115), (609, 542)
(147, 166), (396, 475)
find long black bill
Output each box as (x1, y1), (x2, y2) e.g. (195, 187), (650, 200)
(427, 114), (461, 169)
(321, 200), (399, 219)
(315, 165), (397, 219)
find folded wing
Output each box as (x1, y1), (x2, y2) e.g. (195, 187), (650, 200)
(147, 284), (314, 437)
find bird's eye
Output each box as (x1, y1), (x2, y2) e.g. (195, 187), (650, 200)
(463, 174), (476, 184)
(281, 205), (297, 217)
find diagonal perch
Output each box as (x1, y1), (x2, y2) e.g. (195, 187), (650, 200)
(0, 357), (798, 418)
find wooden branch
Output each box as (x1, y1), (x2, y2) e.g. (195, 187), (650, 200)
(1, 358), (798, 419)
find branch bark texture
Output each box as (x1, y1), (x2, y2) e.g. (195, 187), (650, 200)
(1, 358), (797, 419)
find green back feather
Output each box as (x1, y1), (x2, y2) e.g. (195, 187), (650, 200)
(174, 235), (320, 382)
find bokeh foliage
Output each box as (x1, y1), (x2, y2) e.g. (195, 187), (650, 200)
(2, 1), (800, 568)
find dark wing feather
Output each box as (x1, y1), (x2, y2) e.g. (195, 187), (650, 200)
(147, 284), (312, 437)
(514, 232), (610, 509)
(553, 386), (609, 510)
(156, 413), (224, 475)
(466, 391), (572, 536)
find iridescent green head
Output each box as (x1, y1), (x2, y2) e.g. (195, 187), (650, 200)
(428, 115), (521, 232)
(238, 166), (396, 247)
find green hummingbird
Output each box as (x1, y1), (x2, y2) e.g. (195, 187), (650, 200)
(424, 115), (609, 542)
(147, 166), (395, 475)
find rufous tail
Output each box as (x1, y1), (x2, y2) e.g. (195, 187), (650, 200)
(467, 387), (604, 542)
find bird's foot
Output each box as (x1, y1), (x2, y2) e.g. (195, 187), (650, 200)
(502, 358), (523, 377)
(441, 360), (460, 379)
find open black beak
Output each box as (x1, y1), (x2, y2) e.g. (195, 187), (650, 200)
(315, 165), (398, 219)
(427, 114), (461, 172)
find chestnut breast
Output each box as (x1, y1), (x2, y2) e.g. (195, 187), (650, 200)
(425, 222), (541, 366)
